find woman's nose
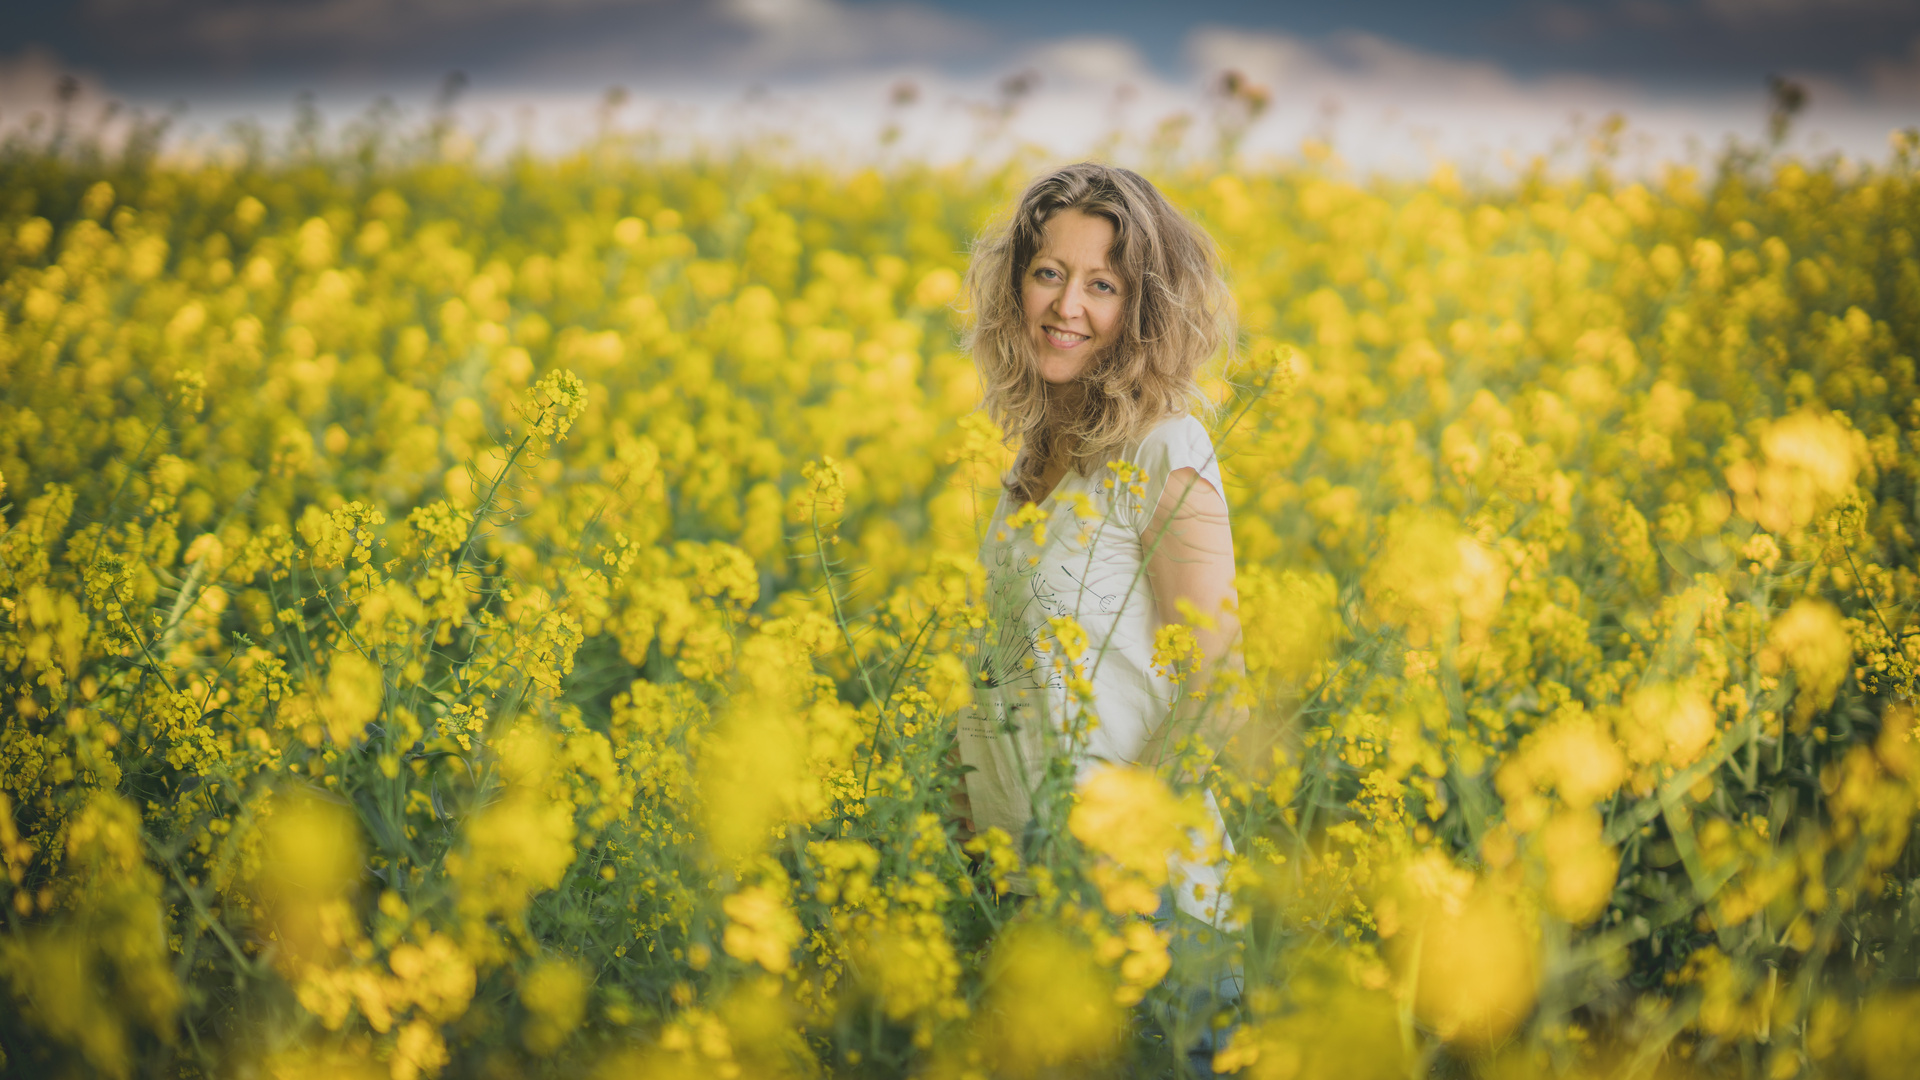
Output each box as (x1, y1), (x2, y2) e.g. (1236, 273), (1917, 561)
(1053, 281), (1085, 319)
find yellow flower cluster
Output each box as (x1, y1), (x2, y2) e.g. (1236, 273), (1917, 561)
(1, 126), (1919, 1079)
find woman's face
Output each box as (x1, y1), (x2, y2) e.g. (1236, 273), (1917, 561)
(1021, 208), (1122, 386)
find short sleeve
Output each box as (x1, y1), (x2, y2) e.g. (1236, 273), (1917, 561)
(1122, 414), (1227, 532)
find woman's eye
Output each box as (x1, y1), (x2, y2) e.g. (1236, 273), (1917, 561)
(1093, 280), (1115, 293)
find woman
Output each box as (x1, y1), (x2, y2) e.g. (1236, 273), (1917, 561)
(954, 162), (1242, 928)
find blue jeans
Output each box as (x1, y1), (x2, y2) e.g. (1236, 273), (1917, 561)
(1148, 890), (1244, 1078)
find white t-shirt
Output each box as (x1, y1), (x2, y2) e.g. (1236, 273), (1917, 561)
(957, 413), (1234, 924)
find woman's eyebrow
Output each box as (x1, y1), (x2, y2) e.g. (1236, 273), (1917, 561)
(1035, 250), (1115, 275)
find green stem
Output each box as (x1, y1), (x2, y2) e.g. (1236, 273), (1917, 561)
(162, 851), (263, 978)
(814, 508), (884, 796)
(109, 575), (180, 698)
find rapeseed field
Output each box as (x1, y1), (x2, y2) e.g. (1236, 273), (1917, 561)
(2, 123), (1919, 1078)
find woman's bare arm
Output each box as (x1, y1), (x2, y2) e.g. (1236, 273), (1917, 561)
(1139, 466), (1245, 773)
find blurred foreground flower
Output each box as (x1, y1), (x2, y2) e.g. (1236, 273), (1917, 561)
(1069, 765), (1213, 916)
(1764, 598), (1851, 729)
(1378, 852), (1539, 1047)
(1364, 509), (1508, 650)
(521, 958), (587, 1054)
(979, 924), (1119, 1076)
(0, 795), (178, 1079)
(253, 790), (363, 972)
(1726, 410), (1861, 535)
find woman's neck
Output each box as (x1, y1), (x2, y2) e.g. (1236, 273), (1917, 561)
(1023, 380), (1088, 503)
(1040, 382), (1087, 454)
(1044, 378), (1088, 416)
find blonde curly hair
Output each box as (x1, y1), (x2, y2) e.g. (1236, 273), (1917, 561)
(964, 162), (1234, 502)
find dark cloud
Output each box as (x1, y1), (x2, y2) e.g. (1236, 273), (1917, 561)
(1489, 0), (1920, 89)
(7, 0), (1918, 102)
(24, 0), (995, 91)
(878, 0), (1920, 95)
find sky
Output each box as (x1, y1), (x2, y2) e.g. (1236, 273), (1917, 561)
(5, 0), (1919, 173)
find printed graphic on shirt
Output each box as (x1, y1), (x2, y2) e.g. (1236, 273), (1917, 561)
(975, 477), (1133, 693)
(956, 699), (1013, 739)
(1054, 561), (1120, 616)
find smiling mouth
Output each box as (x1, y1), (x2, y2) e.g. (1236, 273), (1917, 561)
(1043, 326), (1089, 349)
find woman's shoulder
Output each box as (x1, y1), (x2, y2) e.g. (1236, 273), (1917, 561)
(1128, 412), (1219, 474)
(1122, 411), (1226, 515)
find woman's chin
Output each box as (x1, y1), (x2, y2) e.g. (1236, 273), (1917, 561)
(1036, 357), (1092, 386)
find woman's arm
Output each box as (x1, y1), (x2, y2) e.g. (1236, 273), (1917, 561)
(1139, 466), (1246, 774)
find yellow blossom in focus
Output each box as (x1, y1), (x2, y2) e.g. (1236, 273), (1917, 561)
(524, 369), (587, 449)
(963, 827), (1021, 897)
(1151, 621), (1201, 681)
(799, 456), (848, 519)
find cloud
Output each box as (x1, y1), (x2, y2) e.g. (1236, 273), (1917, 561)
(60, 0), (992, 86)
(1483, 0), (1920, 99)
(709, 0), (991, 76)
(17, 4), (1915, 174)
(41, 0), (1920, 105)
(1616, 2), (1681, 30)
(1531, 4), (1603, 43)
(1698, 0), (1910, 25)
(1018, 37), (1154, 86)
(80, 0), (633, 61)
(1866, 36), (1920, 99)
(0, 48), (168, 147)
(1185, 26), (1552, 102)
(0, 49), (112, 116)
